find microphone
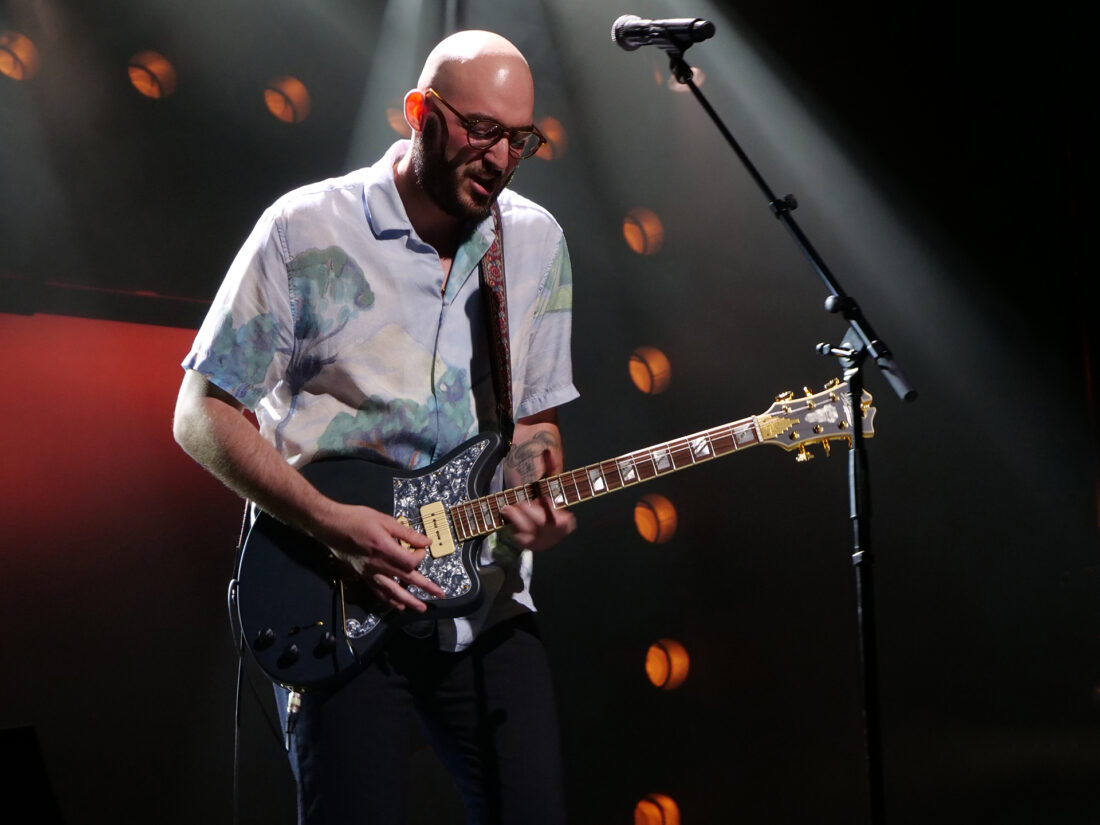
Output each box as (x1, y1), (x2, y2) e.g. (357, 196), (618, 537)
(611, 14), (716, 52)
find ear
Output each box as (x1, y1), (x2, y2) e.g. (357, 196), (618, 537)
(404, 89), (427, 133)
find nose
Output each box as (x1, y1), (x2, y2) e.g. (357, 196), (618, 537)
(483, 135), (512, 170)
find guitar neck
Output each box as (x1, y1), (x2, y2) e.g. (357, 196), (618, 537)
(451, 415), (762, 542)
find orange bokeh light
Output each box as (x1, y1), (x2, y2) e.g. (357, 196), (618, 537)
(128, 51), (177, 99)
(623, 207), (664, 255)
(265, 75), (311, 123)
(533, 115), (567, 160)
(634, 793), (681, 825)
(0, 31), (40, 81)
(634, 493), (677, 544)
(629, 346), (671, 395)
(386, 105), (412, 138)
(645, 638), (690, 690)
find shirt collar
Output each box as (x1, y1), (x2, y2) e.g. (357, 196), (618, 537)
(362, 141), (414, 240)
(362, 140), (499, 252)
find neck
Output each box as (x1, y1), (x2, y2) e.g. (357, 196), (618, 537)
(394, 150), (463, 259)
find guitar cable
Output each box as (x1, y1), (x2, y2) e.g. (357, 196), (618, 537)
(226, 503), (287, 825)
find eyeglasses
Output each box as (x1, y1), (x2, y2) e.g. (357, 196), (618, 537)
(427, 88), (547, 160)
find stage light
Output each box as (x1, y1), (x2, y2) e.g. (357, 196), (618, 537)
(634, 793), (681, 825)
(533, 116), (567, 160)
(645, 638), (690, 690)
(128, 51), (177, 99)
(629, 346), (671, 394)
(623, 207), (664, 255)
(0, 31), (40, 81)
(265, 75), (311, 123)
(634, 493), (677, 543)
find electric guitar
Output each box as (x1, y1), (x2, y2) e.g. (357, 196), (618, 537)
(236, 379), (876, 691)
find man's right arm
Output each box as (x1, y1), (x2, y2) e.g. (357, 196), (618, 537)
(172, 369), (443, 611)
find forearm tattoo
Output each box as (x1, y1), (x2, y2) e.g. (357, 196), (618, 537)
(504, 430), (560, 483)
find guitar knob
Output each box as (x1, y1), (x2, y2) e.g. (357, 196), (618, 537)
(254, 628), (276, 650)
(277, 644), (300, 669)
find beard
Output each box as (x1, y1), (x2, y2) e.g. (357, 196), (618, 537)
(412, 116), (513, 223)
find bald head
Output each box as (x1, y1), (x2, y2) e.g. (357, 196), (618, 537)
(416, 30), (534, 114)
(395, 31), (538, 232)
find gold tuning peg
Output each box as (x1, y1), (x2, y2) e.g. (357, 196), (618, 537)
(795, 445), (814, 462)
(823, 377), (841, 390)
(775, 390), (794, 401)
(821, 440), (831, 457)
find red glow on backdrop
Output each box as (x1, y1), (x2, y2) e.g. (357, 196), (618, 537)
(0, 313), (232, 566)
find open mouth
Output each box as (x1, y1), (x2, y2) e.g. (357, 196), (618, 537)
(467, 174), (499, 199)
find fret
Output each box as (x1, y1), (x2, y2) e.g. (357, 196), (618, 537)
(600, 459), (625, 491)
(690, 434), (713, 460)
(453, 503), (470, 541)
(460, 503), (476, 540)
(546, 477), (567, 507)
(485, 497), (501, 526)
(734, 422), (757, 448)
(586, 464), (608, 496)
(651, 446), (673, 473)
(563, 471), (584, 504)
(479, 499), (496, 530)
(633, 451), (659, 481)
(568, 471), (589, 501)
(477, 498), (493, 532)
(668, 439), (693, 469)
(616, 455), (640, 485)
(467, 500), (484, 534)
(708, 427), (736, 455)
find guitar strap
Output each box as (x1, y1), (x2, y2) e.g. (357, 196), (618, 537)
(479, 202), (514, 448)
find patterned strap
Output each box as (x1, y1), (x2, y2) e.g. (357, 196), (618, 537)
(479, 203), (514, 447)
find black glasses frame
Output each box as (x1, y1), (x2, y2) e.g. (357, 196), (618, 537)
(427, 88), (547, 160)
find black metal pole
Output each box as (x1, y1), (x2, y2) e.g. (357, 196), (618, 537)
(659, 45), (919, 825)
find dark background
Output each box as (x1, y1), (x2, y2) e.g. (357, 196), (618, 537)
(1, 1), (1094, 823)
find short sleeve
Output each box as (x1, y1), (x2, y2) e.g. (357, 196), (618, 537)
(515, 234), (578, 419)
(182, 209), (295, 410)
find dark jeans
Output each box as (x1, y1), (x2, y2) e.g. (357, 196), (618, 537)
(276, 613), (566, 825)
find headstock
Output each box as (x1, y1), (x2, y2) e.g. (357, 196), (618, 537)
(757, 379), (876, 461)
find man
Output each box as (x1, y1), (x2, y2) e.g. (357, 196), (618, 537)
(173, 30), (576, 824)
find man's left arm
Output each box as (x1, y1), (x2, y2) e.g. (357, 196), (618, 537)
(500, 407), (576, 551)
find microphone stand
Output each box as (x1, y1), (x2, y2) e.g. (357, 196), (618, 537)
(657, 39), (918, 825)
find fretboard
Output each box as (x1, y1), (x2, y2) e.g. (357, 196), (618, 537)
(449, 415), (763, 542)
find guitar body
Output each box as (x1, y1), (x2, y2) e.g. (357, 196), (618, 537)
(236, 432), (506, 692)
